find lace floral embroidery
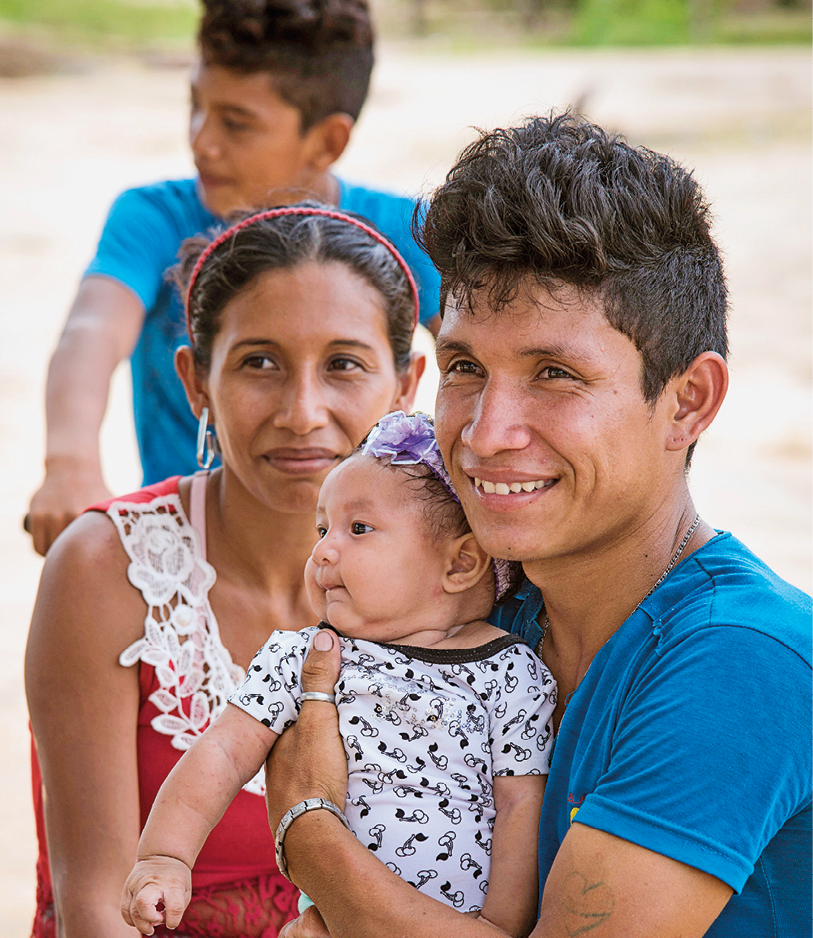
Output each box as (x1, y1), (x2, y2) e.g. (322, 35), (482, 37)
(111, 494), (265, 795)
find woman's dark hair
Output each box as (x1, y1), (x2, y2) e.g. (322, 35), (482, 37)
(416, 111), (729, 411)
(174, 202), (414, 373)
(198, 0), (374, 130)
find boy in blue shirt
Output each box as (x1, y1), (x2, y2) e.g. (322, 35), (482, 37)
(27, 0), (440, 555)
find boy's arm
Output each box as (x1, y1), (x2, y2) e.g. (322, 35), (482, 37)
(28, 276), (145, 555)
(479, 775), (546, 938)
(121, 703), (278, 935)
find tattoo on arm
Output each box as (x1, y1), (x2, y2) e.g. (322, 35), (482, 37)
(560, 871), (616, 936)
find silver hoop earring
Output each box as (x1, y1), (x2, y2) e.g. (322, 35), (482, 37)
(196, 406), (216, 469)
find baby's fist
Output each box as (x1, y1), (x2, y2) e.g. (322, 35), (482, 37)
(121, 855), (192, 935)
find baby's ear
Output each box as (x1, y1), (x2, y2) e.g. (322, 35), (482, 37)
(442, 533), (492, 594)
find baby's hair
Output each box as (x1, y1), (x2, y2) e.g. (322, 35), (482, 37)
(198, 0), (374, 131)
(368, 456), (471, 543)
(173, 201), (416, 375)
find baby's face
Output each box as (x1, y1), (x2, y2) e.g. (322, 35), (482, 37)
(305, 457), (451, 642)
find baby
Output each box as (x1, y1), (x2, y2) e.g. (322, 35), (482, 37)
(121, 412), (556, 938)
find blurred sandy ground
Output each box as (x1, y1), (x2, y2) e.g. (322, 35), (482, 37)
(0, 42), (809, 935)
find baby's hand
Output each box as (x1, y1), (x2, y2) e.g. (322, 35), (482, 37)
(120, 855), (192, 935)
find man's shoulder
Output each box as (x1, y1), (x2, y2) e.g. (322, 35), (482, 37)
(647, 532), (812, 664)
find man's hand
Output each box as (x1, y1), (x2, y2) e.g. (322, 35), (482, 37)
(265, 628), (346, 833)
(120, 855), (192, 935)
(28, 458), (112, 555)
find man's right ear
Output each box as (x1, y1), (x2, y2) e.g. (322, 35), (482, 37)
(175, 345), (210, 421)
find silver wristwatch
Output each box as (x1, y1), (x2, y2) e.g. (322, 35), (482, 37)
(274, 797), (350, 882)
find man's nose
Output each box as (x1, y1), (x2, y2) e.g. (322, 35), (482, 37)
(460, 381), (533, 456)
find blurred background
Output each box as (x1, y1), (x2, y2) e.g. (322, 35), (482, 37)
(0, 1), (809, 933)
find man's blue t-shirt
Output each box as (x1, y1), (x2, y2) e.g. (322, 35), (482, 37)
(493, 533), (812, 937)
(84, 177), (441, 485)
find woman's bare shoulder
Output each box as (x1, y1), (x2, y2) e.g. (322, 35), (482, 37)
(32, 510), (145, 647)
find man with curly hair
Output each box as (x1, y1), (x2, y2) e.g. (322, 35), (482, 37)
(263, 113), (811, 938)
(27, 0), (441, 555)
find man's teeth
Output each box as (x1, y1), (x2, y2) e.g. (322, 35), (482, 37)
(473, 477), (553, 494)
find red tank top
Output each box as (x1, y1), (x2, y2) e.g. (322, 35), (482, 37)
(30, 476), (299, 938)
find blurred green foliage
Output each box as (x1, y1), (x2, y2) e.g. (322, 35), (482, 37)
(0, 0), (808, 48)
(0, 0), (196, 44)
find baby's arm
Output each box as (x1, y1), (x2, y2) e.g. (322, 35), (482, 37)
(121, 703), (278, 935)
(479, 774), (546, 938)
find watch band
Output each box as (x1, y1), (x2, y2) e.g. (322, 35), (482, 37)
(274, 798), (350, 882)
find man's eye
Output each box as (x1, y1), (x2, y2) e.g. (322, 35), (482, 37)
(542, 366), (575, 380)
(352, 522), (372, 535)
(446, 360), (480, 375)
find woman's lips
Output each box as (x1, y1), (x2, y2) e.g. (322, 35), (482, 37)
(262, 448), (341, 476)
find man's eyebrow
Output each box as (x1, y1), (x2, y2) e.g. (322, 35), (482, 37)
(434, 337), (473, 356)
(215, 104), (257, 119)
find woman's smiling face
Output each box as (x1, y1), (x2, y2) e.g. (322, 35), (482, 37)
(196, 261), (418, 514)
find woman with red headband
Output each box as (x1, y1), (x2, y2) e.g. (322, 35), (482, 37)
(25, 204), (425, 938)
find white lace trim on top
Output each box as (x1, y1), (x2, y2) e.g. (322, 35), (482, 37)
(112, 492), (265, 795)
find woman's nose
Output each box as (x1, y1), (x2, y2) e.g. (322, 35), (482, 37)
(273, 371), (330, 435)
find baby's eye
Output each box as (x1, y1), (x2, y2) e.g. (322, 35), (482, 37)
(316, 525), (328, 539)
(351, 522), (373, 535)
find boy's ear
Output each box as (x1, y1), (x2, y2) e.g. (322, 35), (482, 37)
(305, 112), (354, 172)
(443, 533), (492, 594)
(175, 345), (211, 422)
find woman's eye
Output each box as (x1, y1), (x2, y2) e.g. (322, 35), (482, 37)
(351, 522), (373, 535)
(328, 357), (363, 373)
(244, 354), (277, 370)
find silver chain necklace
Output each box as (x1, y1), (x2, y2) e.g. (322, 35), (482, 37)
(536, 513), (702, 656)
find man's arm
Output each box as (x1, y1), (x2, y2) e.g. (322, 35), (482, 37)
(267, 632), (734, 938)
(27, 276), (144, 554)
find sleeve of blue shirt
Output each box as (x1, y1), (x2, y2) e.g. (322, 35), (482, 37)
(573, 624), (812, 893)
(84, 183), (199, 312)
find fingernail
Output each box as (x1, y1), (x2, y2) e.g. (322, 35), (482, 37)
(314, 629), (334, 651)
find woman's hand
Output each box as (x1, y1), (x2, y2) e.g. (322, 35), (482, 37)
(121, 856), (192, 935)
(265, 628), (347, 832)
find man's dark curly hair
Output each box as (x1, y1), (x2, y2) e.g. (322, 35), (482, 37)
(199, 0), (374, 130)
(416, 112), (728, 407)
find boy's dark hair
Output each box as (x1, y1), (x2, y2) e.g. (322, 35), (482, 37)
(416, 112), (729, 410)
(199, 0), (374, 131)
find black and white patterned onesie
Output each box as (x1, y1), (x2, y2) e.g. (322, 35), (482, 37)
(229, 627), (556, 913)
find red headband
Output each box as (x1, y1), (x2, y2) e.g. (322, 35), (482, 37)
(186, 206), (420, 333)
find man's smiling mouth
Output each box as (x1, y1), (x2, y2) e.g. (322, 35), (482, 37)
(473, 477), (557, 495)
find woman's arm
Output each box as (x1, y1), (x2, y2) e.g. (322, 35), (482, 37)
(25, 512), (147, 937)
(121, 705), (278, 935)
(479, 775), (546, 937)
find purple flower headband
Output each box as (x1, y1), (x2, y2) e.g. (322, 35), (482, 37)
(360, 411), (520, 601)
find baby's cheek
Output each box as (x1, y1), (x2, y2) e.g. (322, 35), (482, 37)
(303, 558), (326, 619)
